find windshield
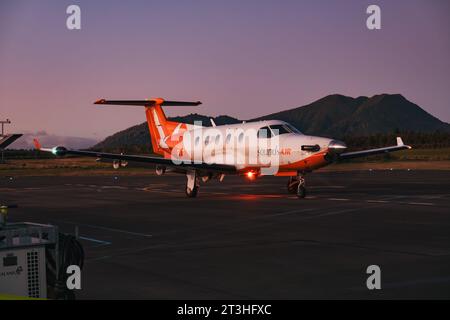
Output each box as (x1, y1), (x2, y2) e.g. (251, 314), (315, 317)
(285, 124), (302, 134)
(269, 124), (300, 136)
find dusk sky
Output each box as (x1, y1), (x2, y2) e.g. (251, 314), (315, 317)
(1, 0), (449, 140)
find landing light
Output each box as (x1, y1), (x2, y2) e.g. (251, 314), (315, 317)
(328, 140), (347, 150)
(328, 140), (347, 153)
(51, 146), (67, 156)
(246, 171), (256, 180)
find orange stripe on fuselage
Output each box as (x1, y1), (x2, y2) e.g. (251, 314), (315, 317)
(278, 149), (329, 172)
(239, 150), (330, 177)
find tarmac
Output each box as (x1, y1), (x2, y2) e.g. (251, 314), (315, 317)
(1, 170), (449, 299)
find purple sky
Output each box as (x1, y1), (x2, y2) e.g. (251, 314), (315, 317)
(1, 0), (449, 140)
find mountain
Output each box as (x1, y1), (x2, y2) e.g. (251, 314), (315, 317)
(92, 94), (450, 151)
(252, 94), (450, 137)
(11, 131), (97, 150)
(92, 123), (151, 152)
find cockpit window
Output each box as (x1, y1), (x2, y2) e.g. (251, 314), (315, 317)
(285, 124), (302, 134)
(269, 124), (291, 136)
(257, 126), (272, 139)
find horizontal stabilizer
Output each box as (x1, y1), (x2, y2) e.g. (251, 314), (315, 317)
(94, 99), (202, 107)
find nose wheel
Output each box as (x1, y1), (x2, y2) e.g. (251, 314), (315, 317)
(186, 170), (200, 198)
(287, 175), (306, 198)
(296, 180), (306, 198)
(186, 185), (199, 197)
(287, 176), (299, 194)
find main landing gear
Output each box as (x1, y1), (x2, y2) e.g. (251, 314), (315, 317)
(185, 170), (199, 198)
(287, 173), (306, 198)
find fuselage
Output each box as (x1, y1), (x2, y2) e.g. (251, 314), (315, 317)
(161, 120), (346, 176)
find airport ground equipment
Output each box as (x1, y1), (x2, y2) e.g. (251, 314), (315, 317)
(0, 220), (58, 298)
(0, 205), (84, 299)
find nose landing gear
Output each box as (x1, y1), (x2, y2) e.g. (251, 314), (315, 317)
(186, 170), (199, 198)
(287, 173), (306, 198)
(296, 177), (306, 198)
(287, 176), (299, 194)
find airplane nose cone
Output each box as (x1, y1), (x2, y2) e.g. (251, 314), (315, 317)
(328, 140), (347, 152)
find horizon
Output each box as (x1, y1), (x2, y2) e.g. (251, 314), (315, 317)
(1, 0), (449, 140)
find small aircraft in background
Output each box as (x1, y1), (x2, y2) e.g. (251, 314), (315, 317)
(34, 98), (411, 198)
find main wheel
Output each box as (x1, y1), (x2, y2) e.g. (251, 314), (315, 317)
(296, 184), (306, 198)
(287, 177), (299, 194)
(186, 185), (199, 198)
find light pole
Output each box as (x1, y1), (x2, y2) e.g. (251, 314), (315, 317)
(0, 119), (12, 163)
(0, 119), (11, 136)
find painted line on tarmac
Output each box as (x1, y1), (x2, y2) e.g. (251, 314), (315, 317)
(309, 186), (345, 189)
(79, 236), (112, 246)
(87, 255), (112, 262)
(100, 186), (128, 190)
(136, 187), (176, 194)
(366, 200), (389, 203)
(59, 220), (153, 238)
(402, 202), (434, 206)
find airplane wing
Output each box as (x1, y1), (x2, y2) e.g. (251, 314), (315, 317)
(338, 137), (412, 160)
(33, 139), (237, 174)
(0, 134), (23, 149)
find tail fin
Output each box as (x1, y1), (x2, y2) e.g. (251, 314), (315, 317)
(94, 98), (202, 156)
(33, 138), (42, 150)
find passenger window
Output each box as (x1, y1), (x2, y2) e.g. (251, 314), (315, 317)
(195, 136), (200, 146)
(226, 133), (232, 144)
(205, 136), (210, 146)
(257, 126), (272, 139)
(215, 135), (220, 145)
(238, 132), (244, 143)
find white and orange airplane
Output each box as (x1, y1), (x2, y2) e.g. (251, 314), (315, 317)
(34, 98), (411, 198)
